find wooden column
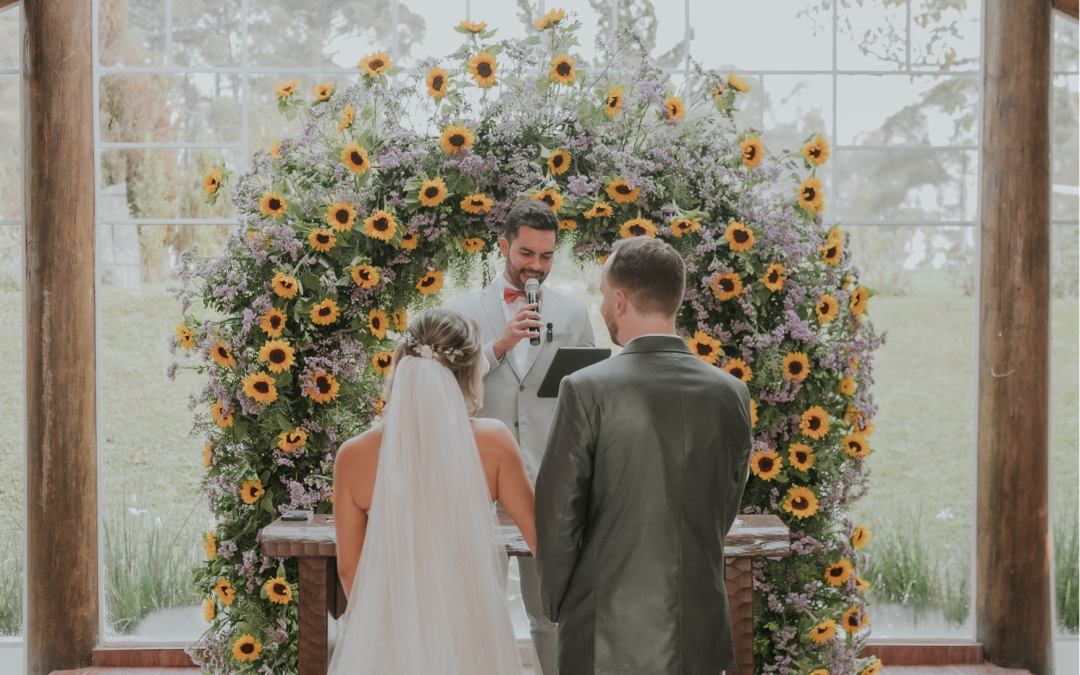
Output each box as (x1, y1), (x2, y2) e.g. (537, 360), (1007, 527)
(977, 1), (1053, 673)
(22, 0), (98, 673)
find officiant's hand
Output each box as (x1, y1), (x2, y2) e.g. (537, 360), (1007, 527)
(493, 303), (542, 361)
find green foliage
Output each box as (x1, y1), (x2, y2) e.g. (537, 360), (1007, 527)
(1057, 510), (1079, 634)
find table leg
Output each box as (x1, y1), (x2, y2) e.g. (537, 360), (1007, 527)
(725, 557), (754, 675)
(298, 556), (330, 675)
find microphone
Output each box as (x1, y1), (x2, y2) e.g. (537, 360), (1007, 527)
(525, 278), (541, 346)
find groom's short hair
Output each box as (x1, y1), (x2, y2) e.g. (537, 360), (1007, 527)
(607, 237), (685, 317)
(503, 200), (559, 242)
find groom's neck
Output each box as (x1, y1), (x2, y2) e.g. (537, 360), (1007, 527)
(616, 316), (677, 347)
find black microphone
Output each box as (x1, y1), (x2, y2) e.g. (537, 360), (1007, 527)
(525, 278), (541, 346)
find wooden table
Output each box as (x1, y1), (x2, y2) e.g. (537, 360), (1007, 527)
(261, 513), (790, 675)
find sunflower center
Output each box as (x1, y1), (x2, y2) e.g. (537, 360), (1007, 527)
(335, 209), (349, 224)
(803, 187), (817, 201)
(254, 381), (270, 394)
(745, 147), (757, 160)
(317, 233), (331, 244)
(556, 62), (572, 76)
(826, 246), (837, 258)
(758, 456), (774, 472)
(788, 362), (803, 375)
(792, 497), (809, 510)
(378, 357), (390, 368)
(829, 567), (844, 577)
(718, 278), (734, 292)
(729, 367), (744, 380)
(373, 217), (389, 231)
(403, 232), (414, 240)
(280, 281), (293, 291)
(248, 486), (259, 497)
(629, 224), (646, 236)
(357, 269), (370, 281)
(669, 103), (677, 116)
(371, 317), (382, 329)
(695, 343), (712, 356)
(615, 184), (632, 195)
(808, 417), (821, 431)
(768, 270), (779, 283)
(809, 147), (821, 158)
(241, 643), (254, 654)
(273, 583), (287, 595)
(350, 151), (365, 166)
(316, 376), (331, 394)
(319, 306), (332, 317)
(470, 199), (483, 207)
(541, 195), (555, 207)
(217, 347), (228, 358)
(269, 349), (286, 364)
(369, 59), (384, 70)
(795, 451), (808, 463)
(476, 62), (492, 78)
(269, 315), (282, 329)
(449, 133), (465, 147)
(432, 75), (444, 90)
(421, 276), (435, 287)
(733, 229), (749, 243)
(608, 96), (619, 108)
(424, 186), (440, 199)
(552, 155), (564, 167)
(849, 441), (861, 452)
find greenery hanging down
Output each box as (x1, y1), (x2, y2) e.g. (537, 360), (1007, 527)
(172, 10), (884, 674)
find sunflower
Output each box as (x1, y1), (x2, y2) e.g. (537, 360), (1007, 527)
(274, 79), (299, 99)
(364, 210), (397, 242)
(842, 606), (869, 633)
(265, 577), (293, 604)
(547, 149), (571, 175)
(203, 443), (213, 467)
(203, 598), (216, 623)
(855, 575), (871, 593)
(260, 190), (287, 217)
(819, 235), (843, 266)
(788, 442), (815, 471)
(455, 237), (483, 254)
(664, 95), (686, 121)
(800, 406), (830, 439)
(861, 661), (882, 675)
(419, 177), (448, 207)
(278, 428), (307, 453)
(211, 342), (235, 368)
(326, 202), (356, 231)
(213, 578), (235, 605)
(232, 634), (262, 662)
(760, 263), (786, 292)
(544, 7), (566, 23)
(260, 307), (287, 337)
(461, 193), (493, 214)
(304, 369), (340, 404)
(359, 50), (392, 77)
(439, 125), (475, 154)
(852, 523), (871, 549)
(459, 19), (487, 32)
(816, 294), (839, 324)
(242, 372), (277, 404)
(391, 307), (408, 331)
(844, 404), (862, 424)
(204, 531), (216, 560)
(269, 139), (281, 159)
(400, 229), (418, 250)
(783, 485), (820, 519)
(606, 177), (640, 203)
(258, 340), (296, 374)
(713, 272), (743, 301)
(810, 619), (837, 644)
(176, 324), (194, 350)
(839, 375), (856, 395)
(798, 177), (825, 212)
(549, 54), (577, 85)
(597, 254), (609, 265)
(825, 559), (854, 586)
(558, 220), (577, 232)
(534, 17), (549, 29)
(351, 264), (380, 289)
(365, 309), (388, 339)
(426, 67), (449, 98)
(605, 86), (625, 117)
(203, 169), (221, 197)
(740, 135), (764, 169)
(686, 331), (722, 364)
(416, 270), (444, 295)
(583, 201), (614, 219)
(528, 189), (562, 214)
(810, 670), (829, 675)
(375, 395), (386, 416)
(312, 81), (334, 100)
(308, 228), (337, 252)
(241, 479), (264, 504)
(211, 401), (233, 428)
(311, 299), (340, 326)
(750, 399), (758, 427)
(843, 432), (870, 458)
(727, 72), (750, 93)
(725, 221), (755, 251)
(272, 272), (299, 299)
(620, 218), (657, 239)
(468, 51), (497, 87)
(803, 134), (830, 166)
(850, 286), (869, 316)
(782, 352), (810, 381)
(372, 351), (394, 375)
(670, 218), (701, 237)
(338, 104), (354, 132)
(750, 450), (782, 481)
(341, 142), (370, 174)
(722, 357), (753, 383)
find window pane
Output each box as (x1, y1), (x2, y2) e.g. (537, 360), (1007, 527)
(397, 0), (468, 69)
(1054, 13), (1079, 74)
(848, 224), (976, 638)
(0, 227), (22, 642)
(689, 0), (832, 71)
(559, 2), (608, 67)
(0, 75), (19, 221)
(172, 0), (244, 67)
(836, 0), (906, 71)
(100, 148), (243, 221)
(0, 6), (18, 70)
(619, 0), (686, 69)
(98, 0), (167, 68)
(470, 0), (535, 44)
(248, 0), (394, 69)
(729, 73), (762, 133)
(100, 73), (244, 145)
(761, 74), (832, 157)
(837, 150), (978, 222)
(247, 74), (318, 156)
(910, 0), (980, 71)
(837, 76), (978, 146)
(1053, 75), (1079, 222)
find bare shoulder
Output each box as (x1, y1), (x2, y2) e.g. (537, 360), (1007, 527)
(470, 417), (517, 454)
(335, 426), (382, 470)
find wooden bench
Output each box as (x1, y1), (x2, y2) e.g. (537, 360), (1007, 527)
(261, 513), (791, 675)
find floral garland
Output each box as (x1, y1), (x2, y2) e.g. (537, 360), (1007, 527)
(172, 11), (883, 675)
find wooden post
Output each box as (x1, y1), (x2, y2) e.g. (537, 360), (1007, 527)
(22, 0), (98, 673)
(978, 1), (1053, 673)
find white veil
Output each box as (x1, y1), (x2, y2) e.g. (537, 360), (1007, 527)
(328, 354), (523, 675)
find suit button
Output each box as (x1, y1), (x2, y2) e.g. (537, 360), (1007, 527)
(519, 385), (525, 392)
(514, 422), (519, 427)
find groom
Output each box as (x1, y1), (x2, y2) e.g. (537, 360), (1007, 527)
(535, 236), (754, 675)
(449, 199), (595, 675)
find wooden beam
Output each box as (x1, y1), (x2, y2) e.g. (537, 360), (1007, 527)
(1053, 0), (1079, 21)
(23, 0), (98, 672)
(0, 1), (19, 13)
(978, 1), (1053, 674)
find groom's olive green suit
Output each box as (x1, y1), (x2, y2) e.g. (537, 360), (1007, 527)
(536, 335), (753, 675)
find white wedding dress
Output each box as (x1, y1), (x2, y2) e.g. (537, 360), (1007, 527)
(327, 355), (524, 675)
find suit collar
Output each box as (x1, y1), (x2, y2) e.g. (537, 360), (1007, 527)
(480, 281), (563, 381)
(618, 334), (690, 357)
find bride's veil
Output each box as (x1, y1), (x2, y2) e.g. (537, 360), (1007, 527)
(328, 354), (522, 675)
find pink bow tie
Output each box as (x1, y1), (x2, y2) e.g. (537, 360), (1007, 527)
(503, 287), (540, 304)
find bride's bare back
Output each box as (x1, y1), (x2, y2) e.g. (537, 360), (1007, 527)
(333, 417), (536, 597)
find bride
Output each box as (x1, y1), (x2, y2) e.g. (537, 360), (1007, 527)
(329, 308), (536, 674)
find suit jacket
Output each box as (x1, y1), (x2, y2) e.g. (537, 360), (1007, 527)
(449, 281), (595, 482)
(535, 335), (753, 675)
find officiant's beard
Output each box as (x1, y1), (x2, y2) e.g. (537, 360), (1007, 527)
(504, 260), (548, 290)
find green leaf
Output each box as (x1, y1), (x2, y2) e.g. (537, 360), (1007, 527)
(359, 105), (375, 120)
(276, 413), (292, 432)
(485, 44), (503, 56)
(480, 29), (498, 39)
(453, 25), (469, 34)
(283, 105), (299, 122)
(518, 35), (542, 46)
(277, 562), (287, 579)
(274, 371), (293, 388)
(261, 493), (277, 516)
(233, 419), (248, 442)
(387, 65), (404, 77)
(260, 584), (269, 600)
(300, 270), (322, 291)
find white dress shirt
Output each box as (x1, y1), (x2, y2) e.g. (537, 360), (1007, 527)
(497, 274), (537, 374)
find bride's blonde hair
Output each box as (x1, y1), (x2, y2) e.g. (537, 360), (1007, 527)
(384, 308), (485, 415)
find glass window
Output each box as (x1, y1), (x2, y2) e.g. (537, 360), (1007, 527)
(0, 226), (23, 644)
(1052, 75), (1079, 222)
(172, 0), (244, 68)
(837, 150), (978, 222)
(837, 76), (978, 147)
(247, 0), (395, 69)
(100, 73), (244, 145)
(0, 6), (18, 70)
(99, 0), (167, 68)
(835, 0), (907, 71)
(909, 0), (981, 71)
(99, 148), (243, 221)
(0, 75), (19, 221)
(689, 1), (832, 72)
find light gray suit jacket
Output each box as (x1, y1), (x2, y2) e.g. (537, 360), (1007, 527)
(449, 282), (595, 482)
(535, 335), (753, 675)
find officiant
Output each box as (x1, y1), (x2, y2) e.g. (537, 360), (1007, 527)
(449, 199), (595, 675)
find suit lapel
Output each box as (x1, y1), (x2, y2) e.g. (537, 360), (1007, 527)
(481, 283), (524, 381)
(522, 290), (561, 380)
